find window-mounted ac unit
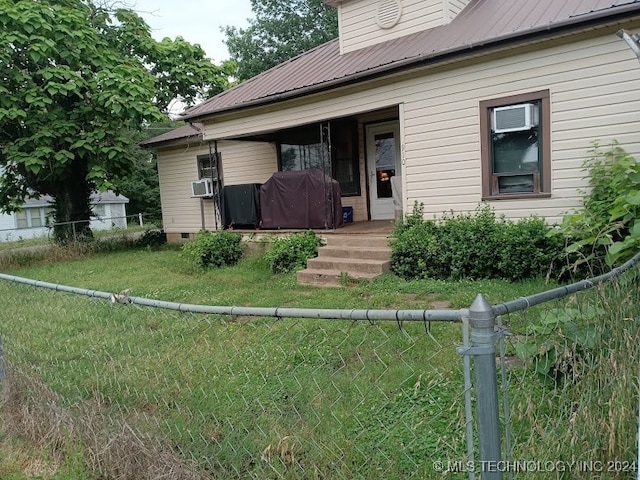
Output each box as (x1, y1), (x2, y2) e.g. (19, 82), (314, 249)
(493, 103), (537, 133)
(191, 178), (214, 198)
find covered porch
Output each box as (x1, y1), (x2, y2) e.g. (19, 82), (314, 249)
(200, 105), (404, 232)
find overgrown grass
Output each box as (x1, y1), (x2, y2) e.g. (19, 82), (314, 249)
(0, 224), (149, 252)
(1, 244), (554, 310)
(503, 270), (640, 478)
(0, 244), (636, 479)
(0, 415), (91, 480)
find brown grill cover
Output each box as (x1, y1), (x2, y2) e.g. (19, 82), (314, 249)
(260, 169), (343, 229)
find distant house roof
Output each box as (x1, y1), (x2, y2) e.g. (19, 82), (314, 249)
(23, 191), (129, 208)
(181, 0), (640, 121)
(139, 123), (203, 149)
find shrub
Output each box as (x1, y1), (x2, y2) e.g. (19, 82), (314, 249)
(391, 203), (563, 281)
(558, 141), (640, 274)
(181, 230), (244, 268)
(498, 217), (564, 281)
(391, 205), (441, 279)
(134, 229), (167, 249)
(438, 205), (502, 280)
(264, 231), (324, 274)
(514, 306), (602, 385)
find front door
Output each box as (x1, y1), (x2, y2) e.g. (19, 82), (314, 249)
(366, 121), (401, 220)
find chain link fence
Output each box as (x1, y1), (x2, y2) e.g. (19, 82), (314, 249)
(0, 251), (639, 479)
(495, 264), (640, 479)
(0, 279), (469, 479)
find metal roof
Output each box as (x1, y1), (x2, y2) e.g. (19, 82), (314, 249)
(139, 123), (203, 148)
(182, 0), (640, 121)
(24, 191), (129, 207)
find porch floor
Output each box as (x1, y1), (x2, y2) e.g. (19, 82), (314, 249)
(232, 220), (396, 237)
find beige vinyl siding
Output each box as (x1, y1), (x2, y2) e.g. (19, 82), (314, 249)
(202, 24), (640, 225)
(338, 0), (468, 54)
(221, 140), (278, 186)
(446, 0), (470, 20)
(202, 80), (405, 140)
(401, 32), (640, 223)
(156, 142), (213, 234)
(157, 140), (277, 235)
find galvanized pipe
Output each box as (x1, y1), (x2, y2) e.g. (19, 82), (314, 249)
(0, 272), (463, 323)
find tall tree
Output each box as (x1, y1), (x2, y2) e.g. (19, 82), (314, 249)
(112, 119), (187, 224)
(0, 0), (227, 241)
(224, 0), (338, 82)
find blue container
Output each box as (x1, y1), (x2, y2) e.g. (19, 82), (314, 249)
(342, 206), (353, 223)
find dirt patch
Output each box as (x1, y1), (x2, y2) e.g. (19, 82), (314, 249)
(427, 294), (451, 310)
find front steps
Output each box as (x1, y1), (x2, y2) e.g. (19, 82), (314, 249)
(297, 234), (392, 287)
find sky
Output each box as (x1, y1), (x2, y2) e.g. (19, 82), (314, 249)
(130, 0), (255, 63)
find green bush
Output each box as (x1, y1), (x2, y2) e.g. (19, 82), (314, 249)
(498, 216), (564, 281)
(134, 229), (166, 249)
(264, 231), (324, 274)
(438, 206), (502, 279)
(558, 141), (640, 273)
(391, 205), (442, 279)
(181, 230), (244, 268)
(391, 203), (562, 281)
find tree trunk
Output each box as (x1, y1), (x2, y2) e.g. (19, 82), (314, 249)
(52, 159), (94, 243)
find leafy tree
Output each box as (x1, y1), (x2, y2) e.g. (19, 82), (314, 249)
(224, 0), (339, 82)
(0, 0), (227, 242)
(110, 120), (181, 224)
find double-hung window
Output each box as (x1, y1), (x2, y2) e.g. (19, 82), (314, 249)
(480, 90), (551, 199)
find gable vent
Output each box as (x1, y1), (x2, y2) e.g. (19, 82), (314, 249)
(377, 0), (402, 29)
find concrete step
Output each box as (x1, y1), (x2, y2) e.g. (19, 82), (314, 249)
(297, 234), (393, 287)
(297, 268), (380, 287)
(323, 235), (390, 248)
(306, 256), (391, 275)
(317, 245), (392, 261)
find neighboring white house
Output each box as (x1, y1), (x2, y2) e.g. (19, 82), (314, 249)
(0, 191), (129, 242)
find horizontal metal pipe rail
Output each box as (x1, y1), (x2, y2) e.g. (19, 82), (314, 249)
(0, 272), (464, 322)
(1, 251), (638, 322)
(494, 251), (640, 316)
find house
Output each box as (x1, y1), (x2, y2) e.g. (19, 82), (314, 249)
(0, 191), (130, 242)
(142, 0), (640, 244)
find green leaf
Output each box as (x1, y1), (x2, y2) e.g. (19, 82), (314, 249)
(625, 191), (640, 205)
(514, 340), (539, 360)
(533, 351), (555, 377)
(608, 239), (633, 256)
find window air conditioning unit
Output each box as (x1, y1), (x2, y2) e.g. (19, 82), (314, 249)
(493, 103), (537, 133)
(191, 178), (214, 198)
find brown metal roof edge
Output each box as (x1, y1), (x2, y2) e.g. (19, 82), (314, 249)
(139, 123), (204, 149)
(182, 2), (640, 124)
(139, 131), (203, 149)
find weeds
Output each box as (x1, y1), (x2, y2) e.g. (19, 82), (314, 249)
(505, 268), (640, 477)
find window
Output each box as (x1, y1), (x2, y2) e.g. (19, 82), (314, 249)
(196, 152), (222, 198)
(480, 90), (551, 199)
(277, 121), (361, 196)
(92, 203), (106, 218)
(15, 207), (53, 229)
(197, 153), (221, 180)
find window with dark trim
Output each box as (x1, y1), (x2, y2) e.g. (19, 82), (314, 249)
(277, 120), (361, 196)
(480, 90), (551, 199)
(197, 153), (221, 181)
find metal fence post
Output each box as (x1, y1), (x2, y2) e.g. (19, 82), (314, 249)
(469, 294), (502, 479)
(0, 334), (4, 386)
